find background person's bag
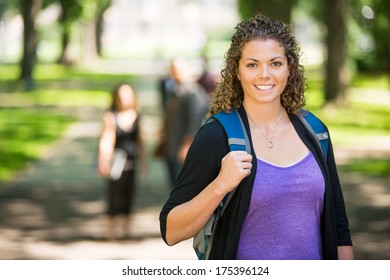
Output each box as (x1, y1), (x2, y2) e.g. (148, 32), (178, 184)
(109, 148), (127, 180)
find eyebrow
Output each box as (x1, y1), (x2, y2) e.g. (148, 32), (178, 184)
(245, 56), (285, 62)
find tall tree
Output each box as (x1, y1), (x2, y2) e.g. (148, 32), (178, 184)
(95, 0), (112, 57)
(57, 0), (82, 64)
(19, 0), (42, 90)
(0, 0), (12, 19)
(372, 0), (390, 86)
(79, 0), (112, 62)
(324, 0), (349, 105)
(55, 0), (112, 63)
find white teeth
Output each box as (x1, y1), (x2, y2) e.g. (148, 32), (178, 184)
(255, 85), (273, 90)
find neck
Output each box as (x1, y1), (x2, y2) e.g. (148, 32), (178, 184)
(243, 103), (284, 128)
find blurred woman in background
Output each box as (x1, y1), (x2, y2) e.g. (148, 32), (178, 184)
(98, 83), (147, 240)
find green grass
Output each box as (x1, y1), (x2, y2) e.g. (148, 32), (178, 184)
(351, 73), (389, 90)
(1, 89), (111, 107)
(0, 108), (75, 181)
(339, 158), (390, 177)
(0, 63), (136, 82)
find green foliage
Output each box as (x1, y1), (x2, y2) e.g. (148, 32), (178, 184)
(295, 0), (324, 21)
(58, 0), (82, 27)
(238, 0), (262, 20)
(237, 0), (295, 23)
(80, 0), (112, 21)
(371, 0), (390, 72)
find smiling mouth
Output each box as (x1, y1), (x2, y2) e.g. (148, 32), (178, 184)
(255, 84), (274, 91)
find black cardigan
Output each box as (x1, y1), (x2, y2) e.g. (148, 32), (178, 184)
(159, 106), (352, 259)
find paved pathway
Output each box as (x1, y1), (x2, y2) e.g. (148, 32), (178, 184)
(0, 83), (389, 260)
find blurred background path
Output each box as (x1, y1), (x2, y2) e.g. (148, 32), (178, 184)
(0, 72), (389, 260)
(0, 75), (196, 260)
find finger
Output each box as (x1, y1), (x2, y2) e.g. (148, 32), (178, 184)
(230, 150), (249, 155)
(241, 167), (251, 177)
(241, 162), (252, 169)
(230, 151), (252, 158)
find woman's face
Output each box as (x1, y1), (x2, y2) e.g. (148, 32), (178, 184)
(117, 84), (135, 110)
(237, 39), (289, 106)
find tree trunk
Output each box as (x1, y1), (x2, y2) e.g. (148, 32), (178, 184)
(82, 21), (98, 65)
(95, 1), (112, 58)
(324, 0), (349, 105)
(57, 28), (72, 65)
(95, 9), (104, 57)
(20, 0), (41, 91)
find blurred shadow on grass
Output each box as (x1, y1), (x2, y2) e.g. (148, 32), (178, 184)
(339, 162), (390, 260)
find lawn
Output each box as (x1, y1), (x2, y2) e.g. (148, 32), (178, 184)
(0, 108), (75, 180)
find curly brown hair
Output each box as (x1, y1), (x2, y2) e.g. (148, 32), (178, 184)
(208, 13), (306, 116)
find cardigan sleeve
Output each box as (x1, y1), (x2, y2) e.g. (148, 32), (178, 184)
(325, 132), (353, 246)
(159, 120), (229, 244)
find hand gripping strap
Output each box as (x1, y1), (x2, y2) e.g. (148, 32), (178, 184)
(195, 109), (250, 260)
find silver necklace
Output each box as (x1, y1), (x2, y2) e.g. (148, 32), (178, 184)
(248, 109), (283, 149)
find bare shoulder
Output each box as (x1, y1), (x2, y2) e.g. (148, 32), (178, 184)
(102, 111), (115, 127)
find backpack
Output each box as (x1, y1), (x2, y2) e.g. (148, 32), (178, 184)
(193, 108), (329, 260)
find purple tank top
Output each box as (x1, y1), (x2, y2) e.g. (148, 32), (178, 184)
(236, 152), (325, 260)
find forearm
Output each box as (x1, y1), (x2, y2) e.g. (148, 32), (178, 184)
(337, 246), (354, 260)
(166, 150), (252, 245)
(165, 179), (227, 246)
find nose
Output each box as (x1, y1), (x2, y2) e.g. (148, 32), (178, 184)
(258, 65), (270, 79)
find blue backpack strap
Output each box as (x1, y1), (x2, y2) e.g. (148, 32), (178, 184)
(297, 110), (329, 161)
(205, 108), (250, 219)
(207, 108), (251, 153)
(194, 108), (250, 260)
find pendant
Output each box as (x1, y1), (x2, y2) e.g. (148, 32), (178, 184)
(266, 141), (273, 148)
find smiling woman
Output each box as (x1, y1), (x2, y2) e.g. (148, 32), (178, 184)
(159, 13), (354, 260)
